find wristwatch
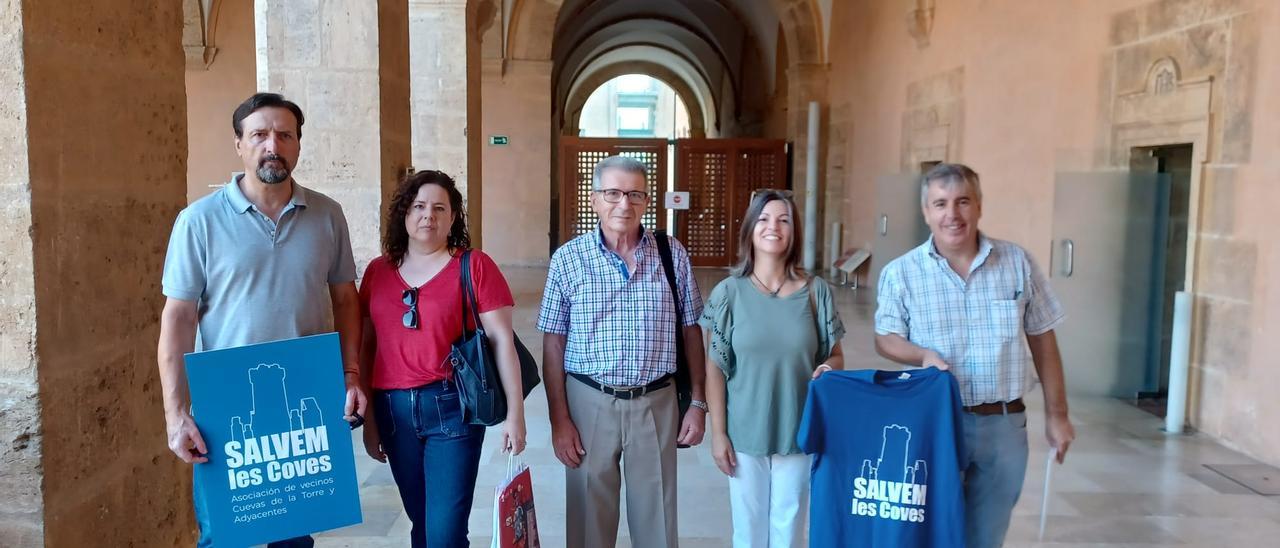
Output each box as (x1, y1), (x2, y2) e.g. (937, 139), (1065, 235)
(689, 399), (709, 412)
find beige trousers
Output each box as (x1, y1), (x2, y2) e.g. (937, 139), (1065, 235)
(564, 377), (680, 548)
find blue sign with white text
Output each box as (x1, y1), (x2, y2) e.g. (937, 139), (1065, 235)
(185, 333), (362, 546)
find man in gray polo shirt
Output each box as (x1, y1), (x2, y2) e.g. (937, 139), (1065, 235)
(156, 93), (367, 548)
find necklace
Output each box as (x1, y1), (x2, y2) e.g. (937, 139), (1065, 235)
(751, 272), (784, 297)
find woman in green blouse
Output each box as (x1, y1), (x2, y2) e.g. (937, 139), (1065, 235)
(701, 189), (846, 548)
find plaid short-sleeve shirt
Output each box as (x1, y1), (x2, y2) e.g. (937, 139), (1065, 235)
(874, 234), (1065, 406)
(537, 226), (704, 387)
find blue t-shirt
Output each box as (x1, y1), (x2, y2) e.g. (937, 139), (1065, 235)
(798, 368), (967, 547)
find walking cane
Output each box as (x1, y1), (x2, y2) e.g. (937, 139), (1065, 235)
(1038, 449), (1056, 541)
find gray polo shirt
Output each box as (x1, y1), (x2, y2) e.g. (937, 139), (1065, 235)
(161, 173), (357, 351)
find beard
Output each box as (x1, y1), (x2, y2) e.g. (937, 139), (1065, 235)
(257, 154), (291, 184)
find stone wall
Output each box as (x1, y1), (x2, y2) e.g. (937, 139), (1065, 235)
(185, 0), (256, 202)
(828, 0), (1280, 465)
(256, 0), (412, 272)
(21, 0), (190, 545)
(0, 0), (41, 544)
(409, 0), (469, 196)
(480, 59), (553, 266)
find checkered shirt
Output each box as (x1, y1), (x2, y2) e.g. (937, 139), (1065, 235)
(874, 234), (1065, 406)
(537, 226), (704, 387)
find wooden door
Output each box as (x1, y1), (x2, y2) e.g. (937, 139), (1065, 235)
(557, 137), (668, 245)
(674, 139), (787, 267)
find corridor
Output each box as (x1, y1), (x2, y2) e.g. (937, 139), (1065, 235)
(315, 268), (1280, 547)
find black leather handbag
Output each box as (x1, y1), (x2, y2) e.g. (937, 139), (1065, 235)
(449, 250), (541, 426)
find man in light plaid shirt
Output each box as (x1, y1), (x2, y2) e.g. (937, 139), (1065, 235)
(538, 155), (707, 548)
(874, 163), (1076, 548)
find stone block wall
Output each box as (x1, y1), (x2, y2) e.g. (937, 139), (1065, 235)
(2, 0), (193, 546)
(0, 2), (42, 544)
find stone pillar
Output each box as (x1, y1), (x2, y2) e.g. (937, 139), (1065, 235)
(409, 1), (468, 199)
(255, 0), (412, 270)
(465, 0), (485, 247)
(0, 1), (190, 546)
(380, 0), (414, 215)
(787, 63), (830, 266)
(0, 4), (41, 544)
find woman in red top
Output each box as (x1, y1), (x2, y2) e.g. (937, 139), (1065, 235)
(359, 170), (526, 548)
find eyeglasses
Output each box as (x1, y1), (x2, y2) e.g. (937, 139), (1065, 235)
(750, 188), (794, 201)
(402, 287), (419, 329)
(596, 189), (649, 205)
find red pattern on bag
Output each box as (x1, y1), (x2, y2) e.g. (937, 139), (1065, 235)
(496, 468), (539, 548)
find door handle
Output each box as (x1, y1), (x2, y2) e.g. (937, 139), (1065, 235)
(1060, 239), (1075, 277)
(879, 214), (888, 236)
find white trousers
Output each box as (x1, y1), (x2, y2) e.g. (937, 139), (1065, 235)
(727, 452), (811, 548)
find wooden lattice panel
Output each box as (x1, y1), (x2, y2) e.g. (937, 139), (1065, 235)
(732, 146), (787, 234)
(557, 137), (668, 245)
(618, 150), (662, 232)
(679, 148), (730, 265)
(571, 149), (611, 236)
(675, 139), (788, 267)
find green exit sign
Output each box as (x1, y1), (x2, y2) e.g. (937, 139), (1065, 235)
(489, 135), (509, 145)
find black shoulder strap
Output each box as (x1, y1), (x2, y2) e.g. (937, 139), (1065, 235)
(654, 230), (683, 334)
(458, 249), (481, 334)
(655, 230), (693, 429)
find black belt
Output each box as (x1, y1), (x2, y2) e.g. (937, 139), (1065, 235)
(569, 373), (672, 400)
(963, 398), (1025, 415)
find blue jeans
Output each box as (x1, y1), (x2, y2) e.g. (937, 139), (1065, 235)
(376, 380), (486, 548)
(194, 477), (313, 547)
(961, 410), (1030, 548)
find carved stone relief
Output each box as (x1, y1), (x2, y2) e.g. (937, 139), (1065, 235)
(906, 0), (936, 49)
(901, 66), (962, 172)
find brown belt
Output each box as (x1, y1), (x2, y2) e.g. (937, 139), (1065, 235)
(963, 398), (1025, 415)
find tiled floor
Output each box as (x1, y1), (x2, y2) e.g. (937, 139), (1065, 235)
(314, 267), (1280, 547)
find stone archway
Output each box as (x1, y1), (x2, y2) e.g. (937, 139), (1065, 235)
(563, 61), (709, 138)
(487, 0), (830, 262)
(768, 0), (824, 66)
(508, 0), (825, 65)
(507, 0), (562, 60)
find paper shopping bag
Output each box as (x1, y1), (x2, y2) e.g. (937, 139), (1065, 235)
(491, 457), (539, 548)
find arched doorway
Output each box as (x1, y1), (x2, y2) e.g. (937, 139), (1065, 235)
(488, 0), (827, 264)
(557, 77), (788, 267)
(576, 74), (692, 139)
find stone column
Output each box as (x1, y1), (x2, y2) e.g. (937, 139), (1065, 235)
(465, 0), (485, 247)
(380, 0), (414, 217)
(0, 4), (41, 544)
(255, 0), (412, 270)
(787, 63), (830, 265)
(0, 1), (190, 546)
(409, 0), (468, 199)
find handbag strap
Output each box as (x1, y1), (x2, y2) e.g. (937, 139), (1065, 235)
(458, 249), (482, 335)
(654, 231), (684, 342)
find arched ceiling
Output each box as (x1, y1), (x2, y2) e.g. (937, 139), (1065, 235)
(564, 61), (709, 138)
(565, 45), (721, 135)
(553, 20), (728, 124)
(503, 0), (824, 133)
(551, 0), (772, 91)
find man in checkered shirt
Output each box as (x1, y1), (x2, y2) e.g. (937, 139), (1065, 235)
(538, 155), (708, 548)
(874, 163), (1077, 548)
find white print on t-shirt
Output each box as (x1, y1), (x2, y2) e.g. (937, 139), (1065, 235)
(851, 424), (928, 523)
